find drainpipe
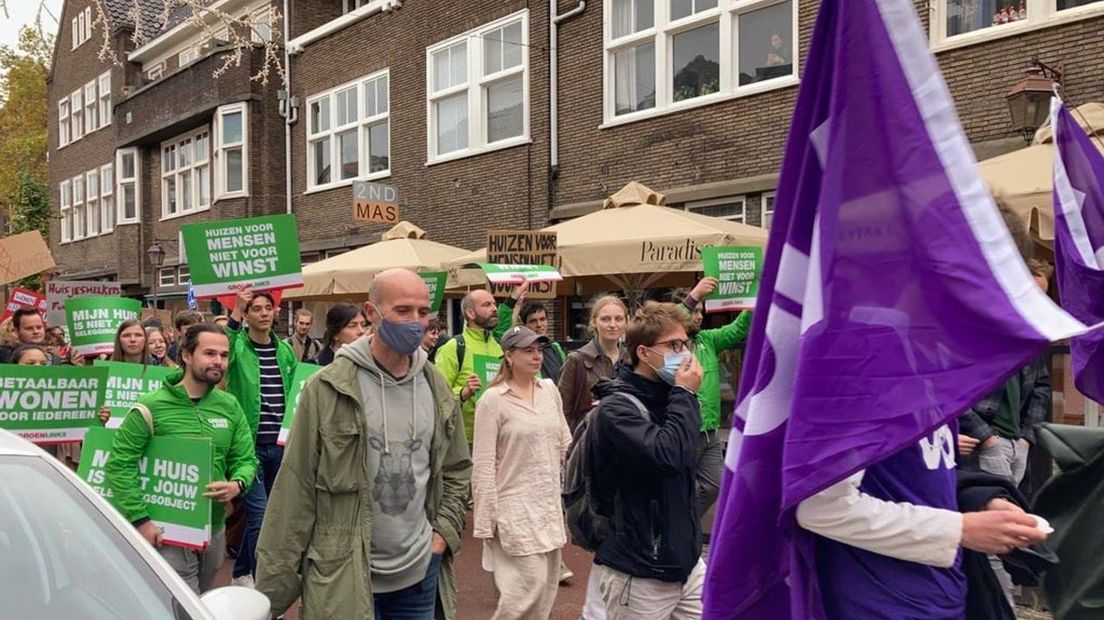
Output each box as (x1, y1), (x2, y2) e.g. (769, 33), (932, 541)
(283, 0), (294, 215)
(550, 1), (586, 175)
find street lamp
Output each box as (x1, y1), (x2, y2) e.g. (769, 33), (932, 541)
(1006, 60), (1063, 144)
(147, 242), (165, 309)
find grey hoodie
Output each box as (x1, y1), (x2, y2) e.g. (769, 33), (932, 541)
(338, 336), (437, 594)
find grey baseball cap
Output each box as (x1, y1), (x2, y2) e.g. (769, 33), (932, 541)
(500, 325), (549, 351)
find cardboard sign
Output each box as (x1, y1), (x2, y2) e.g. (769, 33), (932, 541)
(353, 181), (400, 224)
(472, 354), (501, 401)
(420, 272), (447, 314)
(66, 296), (142, 357)
(701, 246), (763, 312)
(486, 230), (558, 299)
(1, 287), (48, 323)
(181, 214), (303, 298)
(78, 427), (213, 549)
(277, 363), (323, 446)
(0, 365), (108, 443)
(45, 280), (122, 328)
(94, 361), (177, 428)
(0, 231), (55, 286)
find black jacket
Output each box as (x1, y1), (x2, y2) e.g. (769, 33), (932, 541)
(590, 365), (702, 583)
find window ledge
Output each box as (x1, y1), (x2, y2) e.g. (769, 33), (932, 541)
(303, 172), (392, 196)
(931, 5), (1104, 53)
(426, 136), (532, 167)
(600, 76), (799, 130)
(116, 220), (140, 226)
(215, 191), (250, 201)
(159, 206), (212, 222)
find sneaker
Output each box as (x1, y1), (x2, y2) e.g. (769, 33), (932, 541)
(559, 566), (574, 584)
(231, 574), (255, 589)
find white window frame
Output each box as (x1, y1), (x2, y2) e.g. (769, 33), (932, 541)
(686, 195), (747, 223)
(71, 88), (83, 140)
(215, 103), (249, 198)
(159, 268), (176, 287)
(72, 174), (85, 240)
(305, 69), (391, 193)
(344, 0), (372, 14)
(84, 7), (92, 43)
(761, 191), (775, 229)
(177, 265), (191, 285)
(116, 148), (141, 225)
(59, 180), (71, 243)
(179, 47), (198, 66)
(932, 0), (1104, 50)
(98, 72), (111, 128)
(86, 170), (100, 237)
(602, 0), (799, 127)
(251, 6), (274, 43)
(72, 16), (79, 50)
(58, 98), (70, 148)
(84, 80), (98, 134)
(425, 10), (531, 165)
(100, 164), (115, 233)
(146, 61), (166, 81)
(160, 126), (212, 220)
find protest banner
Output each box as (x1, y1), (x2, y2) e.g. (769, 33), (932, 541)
(66, 296), (142, 356)
(486, 230), (558, 299)
(0, 231), (55, 286)
(94, 361), (177, 429)
(181, 214), (303, 298)
(472, 354), (501, 400)
(78, 427), (214, 549)
(278, 363), (323, 446)
(0, 365), (108, 443)
(1, 287), (48, 323)
(701, 246), (763, 312)
(420, 271), (447, 313)
(353, 181), (401, 224)
(478, 264), (563, 289)
(45, 280), (122, 328)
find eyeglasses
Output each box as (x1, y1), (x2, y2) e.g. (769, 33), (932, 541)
(651, 338), (693, 354)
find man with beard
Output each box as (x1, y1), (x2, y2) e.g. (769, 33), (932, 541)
(676, 278), (752, 521)
(435, 289), (506, 444)
(104, 323), (258, 593)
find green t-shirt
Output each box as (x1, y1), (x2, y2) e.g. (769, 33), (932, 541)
(992, 374), (1022, 439)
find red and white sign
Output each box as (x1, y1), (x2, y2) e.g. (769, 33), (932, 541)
(1, 288), (48, 323)
(45, 280), (122, 328)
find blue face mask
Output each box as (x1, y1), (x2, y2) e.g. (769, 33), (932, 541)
(373, 305), (425, 356)
(646, 348), (691, 385)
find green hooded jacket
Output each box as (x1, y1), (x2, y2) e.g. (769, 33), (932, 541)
(103, 370), (258, 531)
(255, 347), (472, 620)
(224, 318), (298, 438)
(693, 311), (752, 431)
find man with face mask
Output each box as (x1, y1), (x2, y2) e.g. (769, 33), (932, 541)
(582, 301), (705, 619)
(256, 268), (472, 620)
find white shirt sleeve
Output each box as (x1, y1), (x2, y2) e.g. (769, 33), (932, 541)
(795, 470), (963, 568)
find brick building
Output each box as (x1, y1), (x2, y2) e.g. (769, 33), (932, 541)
(46, 0), (282, 314)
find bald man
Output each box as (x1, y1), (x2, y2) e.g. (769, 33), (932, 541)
(256, 268), (472, 620)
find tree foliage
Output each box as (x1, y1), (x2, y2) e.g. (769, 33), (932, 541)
(0, 27), (50, 227)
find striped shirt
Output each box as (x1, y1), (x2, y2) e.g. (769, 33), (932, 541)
(252, 338), (286, 445)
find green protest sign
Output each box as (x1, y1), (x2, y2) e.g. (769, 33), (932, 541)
(472, 354), (501, 401)
(701, 246), (763, 313)
(420, 271), (447, 313)
(79, 427), (214, 549)
(181, 214), (303, 297)
(0, 365), (107, 443)
(278, 362), (323, 446)
(65, 296), (142, 356)
(478, 263), (562, 287)
(94, 361), (177, 429)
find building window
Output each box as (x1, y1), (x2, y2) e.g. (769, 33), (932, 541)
(177, 265), (191, 285)
(344, 0), (372, 13)
(98, 72), (111, 128)
(116, 148), (140, 224)
(72, 175), (85, 240)
(161, 128), (211, 219)
(604, 0), (797, 122)
(306, 70), (390, 190)
(686, 196), (746, 222)
(252, 6), (273, 43)
(936, 0), (1104, 45)
(179, 47), (198, 66)
(100, 164), (114, 232)
(72, 7), (91, 49)
(761, 191), (775, 229)
(59, 180), (71, 243)
(426, 10), (529, 163)
(58, 98), (70, 147)
(71, 89), (83, 140)
(84, 80), (98, 133)
(215, 103), (248, 197)
(159, 268), (176, 287)
(86, 170), (100, 237)
(146, 61), (166, 81)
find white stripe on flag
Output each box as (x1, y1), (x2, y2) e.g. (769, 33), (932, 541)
(1051, 99), (1100, 269)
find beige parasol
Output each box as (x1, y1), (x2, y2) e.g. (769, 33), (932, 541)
(445, 182), (769, 295)
(285, 222), (472, 301)
(978, 102), (1104, 242)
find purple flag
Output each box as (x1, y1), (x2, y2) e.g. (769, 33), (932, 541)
(1052, 99), (1104, 405)
(702, 1), (1088, 618)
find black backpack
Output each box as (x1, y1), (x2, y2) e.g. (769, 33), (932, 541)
(562, 392), (650, 552)
(428, 333), (465, 366)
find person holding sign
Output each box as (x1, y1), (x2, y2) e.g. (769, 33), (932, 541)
(108, 319), (149, 364)
(146, 326), (179, 368)
(473, 326), (572, 619)
(224, 288), (297, 587)
(104, 323), (258, 593)
(0, 308), (61, 365)
(257, 268), (471, 620)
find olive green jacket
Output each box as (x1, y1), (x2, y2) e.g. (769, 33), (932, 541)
(255, 354), (472, 620)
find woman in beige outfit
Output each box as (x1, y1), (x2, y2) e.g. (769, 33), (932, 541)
(473, 326), (573, 620)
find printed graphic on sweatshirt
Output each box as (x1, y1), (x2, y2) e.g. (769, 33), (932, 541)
(369, 435), (423, 516)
